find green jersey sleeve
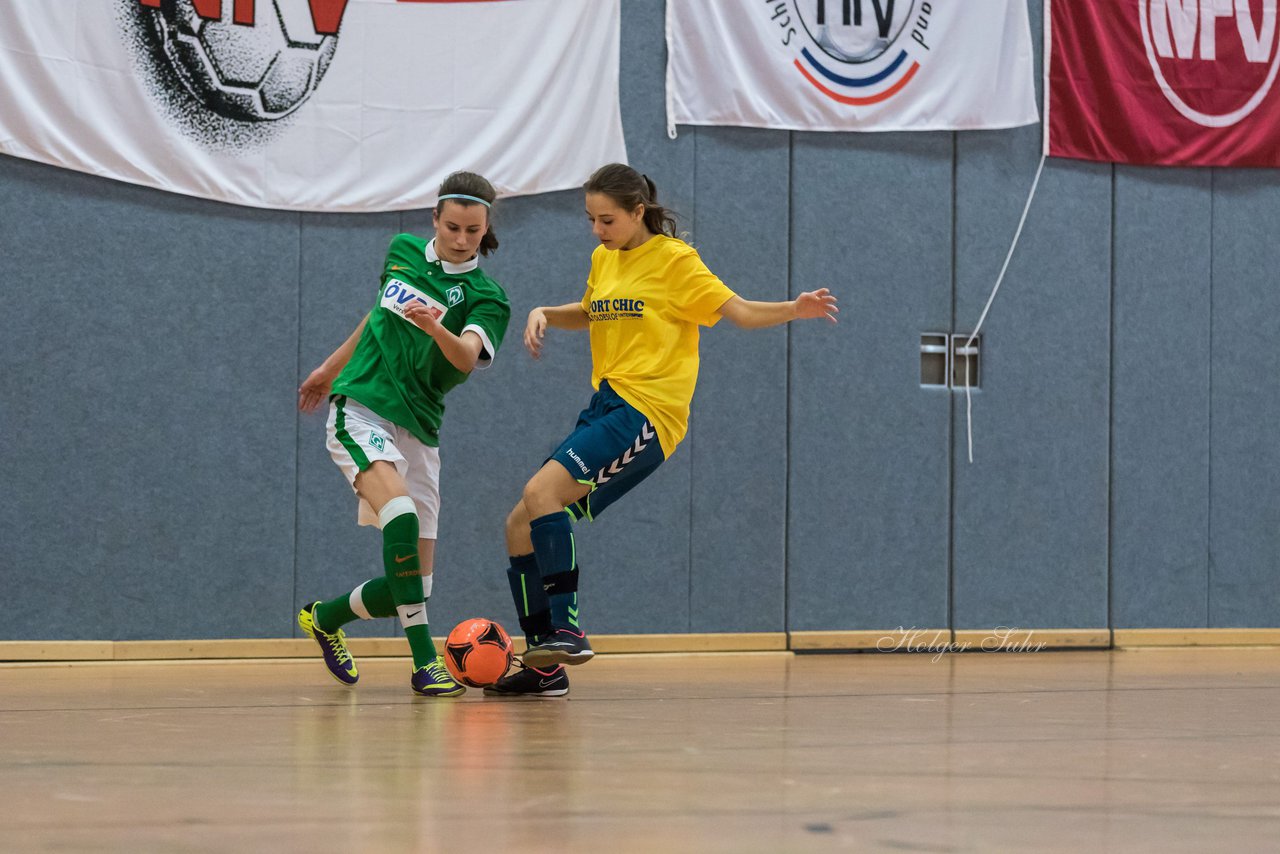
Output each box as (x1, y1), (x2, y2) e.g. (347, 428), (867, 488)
(382, 233), (422, 286)
(461, 282), (511, 370)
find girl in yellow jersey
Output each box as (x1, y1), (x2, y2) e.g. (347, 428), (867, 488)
(485, 164), (838, 697)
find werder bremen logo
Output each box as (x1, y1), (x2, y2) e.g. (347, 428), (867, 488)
(369, 435), (386, 452)
(446, 286), (464, 307)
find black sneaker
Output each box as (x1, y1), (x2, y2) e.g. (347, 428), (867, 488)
(483, 662), (569, 697)
(522, 628), (594, 668)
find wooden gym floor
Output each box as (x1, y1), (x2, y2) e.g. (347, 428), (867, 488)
(1, 648), (1278, 853)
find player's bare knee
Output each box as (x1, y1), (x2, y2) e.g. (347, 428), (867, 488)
(520, 478), (549, 511)
(505, 500), (529, 536)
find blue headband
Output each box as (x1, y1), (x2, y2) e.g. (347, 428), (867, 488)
(438, 193), (491, 208)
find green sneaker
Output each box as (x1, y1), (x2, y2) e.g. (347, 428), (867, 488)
(298, 602), (358, 686)
(411, 657), (466, 697)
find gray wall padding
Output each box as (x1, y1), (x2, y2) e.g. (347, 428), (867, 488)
(1, 0), (1272, 639)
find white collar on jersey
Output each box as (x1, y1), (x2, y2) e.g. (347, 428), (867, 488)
(425, 238), (479, 274)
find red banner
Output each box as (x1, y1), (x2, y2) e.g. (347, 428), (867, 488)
(1048, 0), (1280, 167)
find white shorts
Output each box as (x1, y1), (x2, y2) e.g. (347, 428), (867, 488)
(325, 396), (441, 538)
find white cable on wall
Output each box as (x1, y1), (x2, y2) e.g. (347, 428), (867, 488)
(964, 153), (1047, 464)
(664, 0), (679, 140)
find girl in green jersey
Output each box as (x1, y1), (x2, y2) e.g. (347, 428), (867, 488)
(296, 172), (511, 697)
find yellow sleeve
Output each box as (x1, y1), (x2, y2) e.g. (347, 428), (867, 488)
(670, 250), (736, 326)
(580, 247), (601, 312)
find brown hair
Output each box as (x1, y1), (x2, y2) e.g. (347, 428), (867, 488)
(435, 171), (499, 256)
(583, 163), (678, 238)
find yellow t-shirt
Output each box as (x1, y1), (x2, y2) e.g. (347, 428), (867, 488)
(580, 235), (737, 459)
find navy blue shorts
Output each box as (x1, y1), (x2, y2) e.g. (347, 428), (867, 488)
(548, 380), (666, 521)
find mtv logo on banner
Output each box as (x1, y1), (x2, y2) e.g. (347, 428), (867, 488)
(1048, 0), (1280, 166)
(667, 0), (1038, 133)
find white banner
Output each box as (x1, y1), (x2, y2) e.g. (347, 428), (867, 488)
(0, 0), (626, 212)
(666, 0), (1039, 133)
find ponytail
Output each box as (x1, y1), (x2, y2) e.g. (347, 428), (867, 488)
(585, 163), (678, 238)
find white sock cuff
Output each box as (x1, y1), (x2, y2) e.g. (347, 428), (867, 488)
(396, 601), (428, 629)
(349, 581), (373, 620)
(422, 574), (433, 599)
(378, 496), (417, 528)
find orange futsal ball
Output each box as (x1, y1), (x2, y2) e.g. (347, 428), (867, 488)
(444, 618), (514, 688)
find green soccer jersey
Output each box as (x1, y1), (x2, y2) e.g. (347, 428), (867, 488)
(330, 233), (511, 447)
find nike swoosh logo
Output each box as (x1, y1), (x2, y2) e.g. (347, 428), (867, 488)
(406, 609), (422, 619)
(394, 554), (415, 564)
(539, 678), (560, 688)
(390, 264), (407, 271)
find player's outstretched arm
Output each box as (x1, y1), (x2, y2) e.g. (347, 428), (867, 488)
(525, 303), (590, 359)
(299, 313), (369, 412)
(717, 289), (838, 329)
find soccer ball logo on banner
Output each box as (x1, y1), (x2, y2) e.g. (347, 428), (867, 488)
(143, 0), (338, 122)
(778, 0), (934, 107)
(118, 0), (349, 148)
